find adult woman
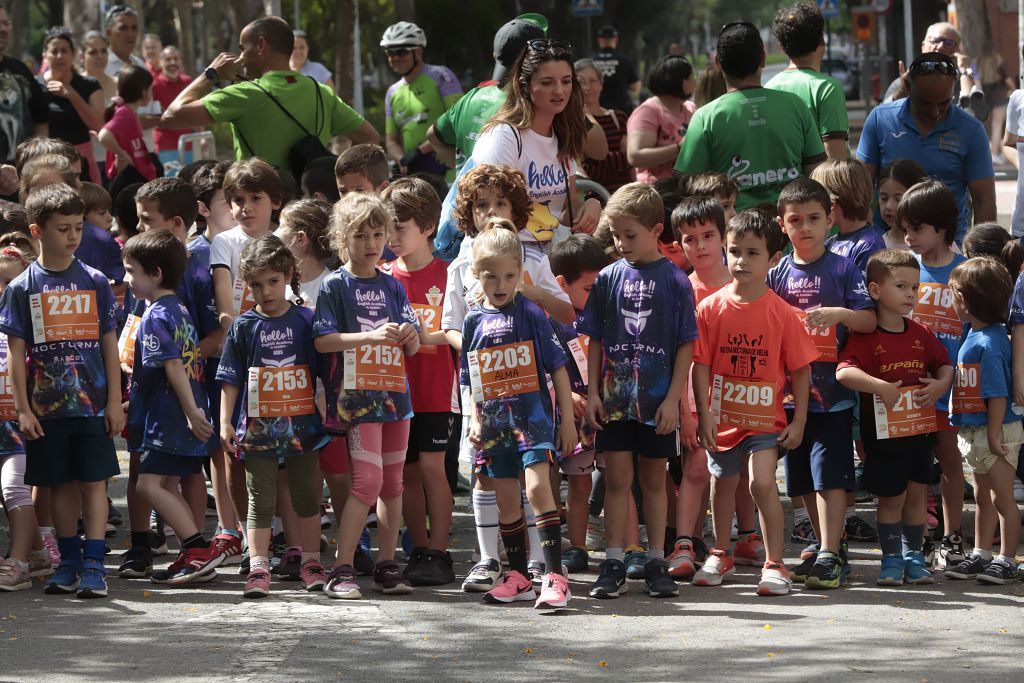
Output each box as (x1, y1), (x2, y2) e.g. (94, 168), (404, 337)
(626, 55), (697, 184)
(694, 65), (726, 108)
(473, 39), (601, 249)
(290, 30), (334, 88)
(576, 58), (633, 193)
(978, 46), (1016, 163)
(80, 31), (117, 105)
(41, 28), (104, 183)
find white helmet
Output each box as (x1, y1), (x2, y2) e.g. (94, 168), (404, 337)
(380, 22), (426, 48)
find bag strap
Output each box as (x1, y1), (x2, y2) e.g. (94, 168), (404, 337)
(250, 76), (323, 139)
(504, 122), (523, 159)
(563, 158), (574, 228)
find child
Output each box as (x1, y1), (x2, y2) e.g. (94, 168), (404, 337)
(335, 144), (389, 197)
(192, 161), (234, 242)
(812, 158), (886, 274)
(80, 182), (114, 232)
(218, 234), (331, 597)
(113, 182), (144, 246)
(18, 154), (79, 203)
(380, 177), (458, 586)
(548, 233), (611, 572)
(837, 249), (953, 586)
(0, 184), (124, 598)
(692, 210), (817, 595)
(313, 193), (420, 599)
(75, 181), (126, 299)
(98, 65), (158, 194)
(768, 178), (876, 589)
(581, 182), (696, 599)
(876, 159), (926, 251)
(122, 229), (224, 584)
(276, 198), (334, 307)
(945, 257), (1022, 584)
(302, 155), (341, 204)
(898, 180), (969, 569)
(962, 223), (1024, 277)
(687, 171), (739, 225)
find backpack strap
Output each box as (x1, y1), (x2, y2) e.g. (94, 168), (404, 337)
(249, 76), (324, 139)
(504, 122), (523, 159)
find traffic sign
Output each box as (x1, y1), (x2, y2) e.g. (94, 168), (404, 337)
(572, 0), (604, 17)
(818, 0), (840, 19)
(874, 0), (892, 12)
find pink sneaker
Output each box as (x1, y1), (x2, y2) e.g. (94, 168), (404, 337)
(534, 572), (571, 609)
(244, 567), (271, 598)
(734, 532), (766, 566)
(300, 559), (327, 591)
(667, 537), (697, 579)
(482, 569), (533, 604)
(43, 532), (60, 566)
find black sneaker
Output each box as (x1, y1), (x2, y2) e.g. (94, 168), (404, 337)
(403, 547), (427, 578)
(791, 518), (816, 544)
(149, 530), (168, 556)
(589, 558), (627, 599)
(805, 551), (842, 589)
(977, 558), (1018, 585)
(354, 547), (375, 576)
(937, 533), (967, 569)
(117, 546), (153, 578)
(922, 536), (936, 567)
(107, 498), (123, 526)
(238, 550), (250, 576)
(405, 549), (455, 586)
(643, 558), (678, 598)
(844, 515), (877, 541)
(275, 548), (301, 581)
(839, 538), (852, 586)
(944, 553), (989, 580)
(791, 543), (819, 583)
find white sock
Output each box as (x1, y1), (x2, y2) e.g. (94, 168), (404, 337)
(250, 555), (271, 571)
(793, 507), (809, 524)
(39, 526), (54, 538)
(472, 489), (500, 562)
(974, 547), (993, 561)
(522, 489), (544, 564)
(996, 554), (1013, 565)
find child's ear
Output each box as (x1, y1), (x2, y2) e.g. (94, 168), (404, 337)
(312, 191), (327, 203)
(652, 222), (664, 240)
(769, 250), (783, 267)
(775, 215), (785, 229)
(554, 273), (569, 293)
(173, 216), (187, 232)
(196, 200), (210, 218)
(376, 180), (389, 193)
(867, 281), (881, 301)
(29, 223), (41, 238)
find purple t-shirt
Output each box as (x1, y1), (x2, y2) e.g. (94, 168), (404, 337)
(578, 257), (698, 425)
(767, 250), (874, 412)
(0, 259), (117, 420)
(0, 332), (25, 457)
(180, 236), (218, 344)
(1010, 271), (1024, 326)
(75, 222), (125, 284)
(825, 224), (886, 275)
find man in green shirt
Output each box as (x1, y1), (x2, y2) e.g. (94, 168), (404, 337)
(674, 22), (826, 212)
(161, 16), (379, 173)
(765, 3), (850, 159)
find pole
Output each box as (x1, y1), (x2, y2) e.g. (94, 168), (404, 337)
(826, 19), (833, 75)
(353, 0), (364, 114)
(903, 0), (914, 70)
(293, 0), (300, 29)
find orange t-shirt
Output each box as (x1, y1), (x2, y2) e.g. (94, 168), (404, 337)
(694, 287), (819, 451)
(686, 271), (728, 414)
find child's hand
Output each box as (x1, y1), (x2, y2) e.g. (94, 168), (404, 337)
(680, 411), (699, 452)
(697, 410), (717, 452)
(186, 406), (214, 441)
(220, 424), (238, 455)
(585, 392), (606, 430)
(778, 417), (805, 450)
(913, 377), (944, 409)
(105, 400), (125, 437)
(571, 392), (587, 420)
(396, 322), (418, 347)
(556, 420), (578, 457)
(116, 151), (132, 172)
(803, 307), (843, 333)
(120, 361), (133, 376)
(653, 396), (680, 435)
(877, 380), (903, 411)
(17, 411), (44, 440)
(987, 425), (1009, 456)
(517, 280), (542, 303)
(368, 322), (401, 344)
(468, 418), (482, 449)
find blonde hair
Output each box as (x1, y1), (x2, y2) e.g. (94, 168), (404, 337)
(329, 192), (393, 263)
(472, 226), (522, 274)
(603, 181), (664, 229)
(810, 158), (873, 223)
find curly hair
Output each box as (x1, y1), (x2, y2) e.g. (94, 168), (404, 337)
(329, 192), (393, 263)
(239, 233), (303, 306)
(772, 3), (825, 59)
(454, 164), (532, 238)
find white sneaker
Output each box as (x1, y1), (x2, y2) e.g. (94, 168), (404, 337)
(692, 549), (735, 587)
(1013, 479), (1024, 503)
(757, 561), (792, 596)
(462, 559), (501, 592)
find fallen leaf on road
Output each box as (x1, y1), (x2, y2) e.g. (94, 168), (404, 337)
(763, 624), (773, 631)
(599, 661), (608, 667)
(143, 591), (151, 598)
(999, 628), (1008, 633)
(825, 619), (836, 624)
(894, 599), (906, 606)
(767, 653), (776, 658)
(421, 636), (430, 640)
(523, 647), (534, 655)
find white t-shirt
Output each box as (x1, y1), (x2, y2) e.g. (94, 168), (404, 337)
(1008, 90), (1024, 237)
(210, 226), (259, 315)
(299, 267), (331, 308)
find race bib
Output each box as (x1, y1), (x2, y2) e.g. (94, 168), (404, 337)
(710, 375), (776, 432)
(231, 276), (256, 316)
(873, 385), (937, 439)
(912, 283), (961, 337)
(951, 363), (984, 414)
(467, 340), (540, 403)
(567, 335), (590, 387)
(412, 303), (442, 355)
(117, 313), (141, 368)
(343, 344), (407, 392)
(29, 291), (99, 344)
(794, 308), (837, 362)
(0, 367), (15, 420)
(246, 366), (315, 417)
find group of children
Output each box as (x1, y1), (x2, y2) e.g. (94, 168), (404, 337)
(0, 136), (1022, 611)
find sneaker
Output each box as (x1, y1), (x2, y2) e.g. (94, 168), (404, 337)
(0, 559), (31, 592)
(107, 499), (123, 526)
(527, 560), (545, 587)
(534, 572), (571, 609)
(692, 536), (710, 566)
(205, 493), (217, 517)
(643, 558), (678, 598)
(243, 567), (271, 598)
(903, 551), (934, 585)
(275, 547), (302, 581)
(562, 546), (589, 573)
(945, 553), (990, 580)
(805, 551), (842, 589)
(44, 560), (80, 594)
(790, 518), (816, 544)
(589, 558), (628, 598)
(403, 547), (427, 578)
(624, 546), (647, 580)
(42, 532), (61, 566)
(877, 555), (905, 586)
(117, 546), (153, 578)
(585, 515), (605, 551)
(320, 503), (332, 529)
(28, 550), (53, 578)
(667, 537), (697, 579)
(76, 558), (108, 598)
(757, 561), (792, 596)
(791, 543), (819, 584)
(372, 560), (412, 594)
(844, 514), (877, 541)
(926, 494), (940, 530)
(482, 569), (534, 604)
(238, 550), (250, 576)
(300, 559), (327, 591)
(922, 536), (936, 568)
(462, 559), (502, 592)
(937, 533), (967, 570)
(105, 523), (117, 538)
(692, 549), (734, 587)
(1013, 478), (1024, 503)
(149, 530), (168, 556)
(155, 543), (225, 585)
(211, 532), (244, 566)
(734, 532), (766, 566)
(977, 557), (1019, 585)
(323, 564), (361, 599)
(405, 549), (455, 587)
(839, 537), (852, 586)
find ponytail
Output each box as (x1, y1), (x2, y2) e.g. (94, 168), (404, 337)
(962, 222), (1024, 277)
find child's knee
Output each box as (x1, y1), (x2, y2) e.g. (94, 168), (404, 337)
(747, 476), (776, 501)
(247, 497), (276, 529)
(2, 483), (33, 511)
(378, 463), (404, 500)
(350, 464), (384, 505)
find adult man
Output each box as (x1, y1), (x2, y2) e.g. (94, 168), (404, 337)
(591, 25), (640, 113)
(765, 3), (849, 159)
(161, 16), (379, 173)
(142, 33), (162, 76)
(674, 22), (826, 212)
(104, 5), (161, 151)
(381, 21), (462, 176)
(152, 46), (193, 163)
(858, 52), (995, 243)
(0, 2), (48, 173)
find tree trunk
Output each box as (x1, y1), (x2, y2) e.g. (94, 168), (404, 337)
(335, 0), (356, 102)
(6, 0), (27, 60)
(953, 0), (990, 62)
(173, 0), (196, 76)
(395, 0), (416, 22)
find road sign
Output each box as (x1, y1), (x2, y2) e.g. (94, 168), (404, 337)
(852, 9), (877, 43)
(818, 0), (840, 19)
(874, 0), (892, 12)
(572, 0), (604, 17)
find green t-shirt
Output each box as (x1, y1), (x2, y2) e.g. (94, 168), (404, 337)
(385, 64), (463, 154)
(433, 83), (506, 173)
(203, 70), (364, 169)
(674, 87), (826, 211)
(764, 67), (850, 141)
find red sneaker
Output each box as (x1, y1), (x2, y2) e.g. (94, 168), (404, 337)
(165, 542), (226, 585)
(212, 532), (244, 566)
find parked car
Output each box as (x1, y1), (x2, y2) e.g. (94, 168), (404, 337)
(821, 50), (860, 100)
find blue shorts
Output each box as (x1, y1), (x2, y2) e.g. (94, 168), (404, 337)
(138, 448), (206, 478)
(204, 358), (222, 453)
(707, 432), (781, 478)
(476, 448), (556, 479)
(24, 417), (119, 487)
(784, 409), (855, 497)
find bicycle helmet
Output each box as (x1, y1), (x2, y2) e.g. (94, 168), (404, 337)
(380, 22), (426, 48)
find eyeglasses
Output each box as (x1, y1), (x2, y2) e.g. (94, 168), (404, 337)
(527, 39), (573, 55)
(925, 36), (959, 49)
(909, 59), (960, 78)
(720, 21), (758, 36)
(385, 47), (413, 57)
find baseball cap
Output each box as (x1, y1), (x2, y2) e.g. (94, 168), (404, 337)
(597, 25), (618, 38)
(492, 13), (548, 82)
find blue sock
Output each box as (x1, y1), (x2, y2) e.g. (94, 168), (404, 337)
(82, 538), (106, 563)
(877, 522), (902, 557)
(57, 536), (83, 566)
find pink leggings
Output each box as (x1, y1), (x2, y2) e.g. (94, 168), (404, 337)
(1, 451), (32, 510)
(348, 420), (410, 505)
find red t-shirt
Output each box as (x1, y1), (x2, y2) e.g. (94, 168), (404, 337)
(694, 287), (819, 451)
(382, 258), (455, 413)
(152, 72), (194, 152)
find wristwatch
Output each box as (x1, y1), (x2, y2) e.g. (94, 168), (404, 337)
(204, 66), (219, 82)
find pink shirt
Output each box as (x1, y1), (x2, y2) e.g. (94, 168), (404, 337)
(627, 96), (697, 184)
(103, 104), (157, 181)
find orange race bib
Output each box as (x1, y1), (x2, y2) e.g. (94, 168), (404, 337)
(0, 366), (15, 420)
(343, 344), (407, 392)
(794, 308), (837, 362)
(468, 340), (540, 403)
(246, 365), (315, 417)
(231, 276), (256, 316)
(873, 384), (937, 440)
(117, 313), (141, 368)
(710, 375), (776, 432)
(412, 303), (442, 355)
(29, 291), (99, 344)
(912, 283), (961, 337)
(567, 334), (590, 387)
(951, 363), (984, 414)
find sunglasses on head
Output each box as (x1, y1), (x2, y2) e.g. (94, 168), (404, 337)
(386, 47), (414, 57)
(527, 39), (573, 55)
(909, 59), (959, 78)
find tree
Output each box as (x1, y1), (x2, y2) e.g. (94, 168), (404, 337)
(952, 0), (989, 62)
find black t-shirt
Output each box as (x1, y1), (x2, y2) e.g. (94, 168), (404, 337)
(0, 56), (49, 163)
(40, 73), (101, 145)
(592, 48), (639, 112)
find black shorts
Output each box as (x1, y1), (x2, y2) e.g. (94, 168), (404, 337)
(25, 417), (119, 487)
(406, 412), (455, 464)
(204, 358), (222, 453)
(595, 419), (679, 460)
(138, 448), (206, 478)
(784, 409), (855, 497)
(862, 432), (935, 497)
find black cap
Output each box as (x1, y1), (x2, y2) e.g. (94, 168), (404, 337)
(597, 25), (617, 38)
(492, 15), (547, 82)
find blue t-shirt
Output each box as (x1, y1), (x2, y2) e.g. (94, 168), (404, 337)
(0, 332), (25, 457)
(75, 222), (125, 285)
(0, 259), (118, 420)
(460, 296), (567, 457)
(550, 315), (588, 394)
(767, 250), (874, 412)
(578, 257), (698, 425)
(180, 235), (219, 346)
(128, 295), (209, 456)
(217, 304), (328, 457)
(825, 224), (886, 275)
(1009, 271), (1024, 326)
(856, 98), (993, 243)
(951, 325), (1018, 427)
(313, 267), (418, 430)
(913, 252), (967, 412)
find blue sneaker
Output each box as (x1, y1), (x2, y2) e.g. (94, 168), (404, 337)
(76, 558), (108, 598)
(624, 546), (647, 580)
(903, 551), (935, 585)
(876, 555), (905, 586)
(401, 527), (415, 560)
(359, 526), (372, 555)
(43, 560), (80, 594)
